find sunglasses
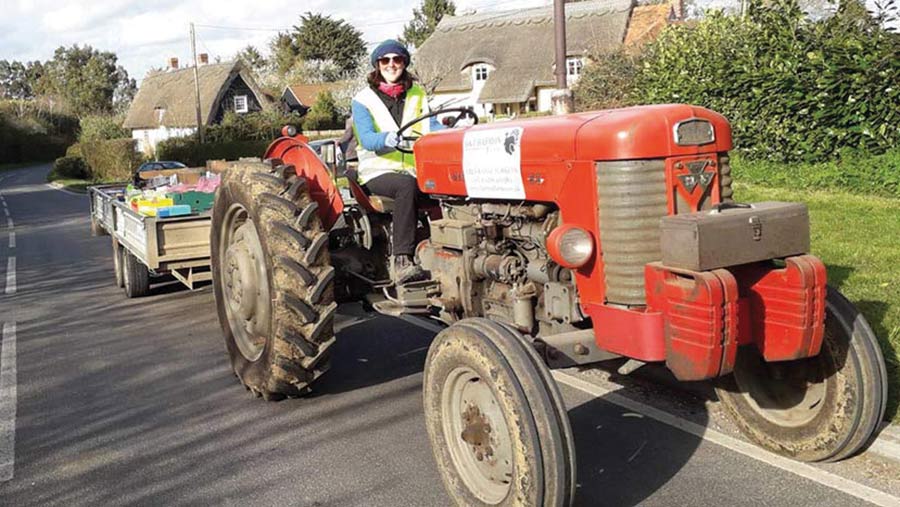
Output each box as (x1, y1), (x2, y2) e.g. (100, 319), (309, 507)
(377, 56), (406, 66)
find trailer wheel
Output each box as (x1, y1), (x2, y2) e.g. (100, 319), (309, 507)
(91, 215), (107, 237)
(112, 238), (124, 288)
(716, 286), (887, 462)
(424, 318), (576, 507)
(123, 252), (150, 298)
(211, 160), (336, 400)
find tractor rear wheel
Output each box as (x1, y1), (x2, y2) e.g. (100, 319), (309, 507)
(424, 318), (576, 507)
(211, 159), (336, 400)
(716, 286), (887, 462)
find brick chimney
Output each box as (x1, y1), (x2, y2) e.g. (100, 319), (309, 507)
(199, 53), (209, 65)
(169, 57), (179, 70)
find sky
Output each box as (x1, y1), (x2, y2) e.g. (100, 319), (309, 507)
(0, 0), (548, 84)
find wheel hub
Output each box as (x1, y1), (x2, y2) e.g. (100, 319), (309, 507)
(443, 367), (513, 504)
(734, 348), (828, 427)
(219, 210), (271, 362)
(224, 240), (258, 321)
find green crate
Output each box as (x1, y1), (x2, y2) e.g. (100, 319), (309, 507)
(171, 191), (216, 213)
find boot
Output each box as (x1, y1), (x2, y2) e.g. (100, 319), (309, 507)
(392, 254), (427, 285)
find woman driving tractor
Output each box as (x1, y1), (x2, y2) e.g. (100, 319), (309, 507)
(351, 39), (442, 285)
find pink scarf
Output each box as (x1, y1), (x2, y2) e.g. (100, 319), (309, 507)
(378, 81), (405, 98)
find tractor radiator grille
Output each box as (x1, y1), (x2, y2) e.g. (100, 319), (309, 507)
(719, 154), (735, 203)
(596, 160), (668, 305)
(596, 155), (735, 305)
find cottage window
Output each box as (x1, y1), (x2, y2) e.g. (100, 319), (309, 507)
(473, 64), (489, 82)
(234, 95), (249, 113)
(566, 58), (583, 78)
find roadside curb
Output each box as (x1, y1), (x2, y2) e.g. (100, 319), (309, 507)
(46, 182), (87, 197)
(870, 423), (900, 463)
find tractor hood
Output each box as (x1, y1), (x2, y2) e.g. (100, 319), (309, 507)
(415, 104), (732, 167)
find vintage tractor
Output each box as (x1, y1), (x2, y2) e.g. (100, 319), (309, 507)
(210, 104), (887, 506)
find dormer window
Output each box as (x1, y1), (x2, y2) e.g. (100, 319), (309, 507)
(154, 107), (165, 124)
(234, 95), (249, 113)
(473, 64), (489, 82)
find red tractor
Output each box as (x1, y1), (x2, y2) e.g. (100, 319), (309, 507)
(210, 104), (887, 506)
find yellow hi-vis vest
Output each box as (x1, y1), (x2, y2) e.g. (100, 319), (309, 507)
(352, 84), (429, 184)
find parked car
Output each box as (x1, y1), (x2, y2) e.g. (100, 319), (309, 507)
(133, 161), (187, 187)
(137, 161), (187, 173)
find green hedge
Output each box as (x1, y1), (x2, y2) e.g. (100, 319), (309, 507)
(80, 138), (141, 181)
(156, 137), (271, 167)
(577, 0), (900, 163)
(51, 156), (90, 179)
(732, 147), (900, 198)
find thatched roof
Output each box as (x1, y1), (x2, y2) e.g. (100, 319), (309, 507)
(624, 4), (674, 46)
(123, 61), (269, 129)
(415, 0), (633, 104)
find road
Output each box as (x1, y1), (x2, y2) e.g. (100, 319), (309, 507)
(0, 164), (898, 506)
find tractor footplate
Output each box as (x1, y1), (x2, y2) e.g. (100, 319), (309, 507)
(368, 280), (441, 317)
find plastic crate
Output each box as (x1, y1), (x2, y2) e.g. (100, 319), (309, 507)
(171, 191), (215, 213)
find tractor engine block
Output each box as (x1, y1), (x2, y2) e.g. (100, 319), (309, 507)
(418, 201), (585, 335)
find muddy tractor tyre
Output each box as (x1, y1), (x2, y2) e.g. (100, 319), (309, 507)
(424, 318), (576, 507)
(211, 159), (336, 401)
(123, 252), (150, 298)
(112, 238), (124, 288)
(716, 286), (888, 462)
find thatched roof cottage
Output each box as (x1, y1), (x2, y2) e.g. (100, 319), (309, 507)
(123, 60), (271, 155)
(414, 0), (677, 117)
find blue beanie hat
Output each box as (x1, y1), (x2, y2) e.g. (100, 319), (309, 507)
(370, 39), (410, 68)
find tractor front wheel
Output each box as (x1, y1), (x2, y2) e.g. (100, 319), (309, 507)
(424, 318), (576, 506)
(716, 286), (887, 462)
(211, 159), (336, 400)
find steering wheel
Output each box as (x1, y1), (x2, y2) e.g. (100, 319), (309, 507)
(394, 107), (479, 154)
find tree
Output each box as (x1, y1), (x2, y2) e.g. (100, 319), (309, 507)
(292, 13), (366, 75)
(236, 45), (267, 74)
(0, 60), (43, 100)
(402, 0), (456, 48)
(302, 91), (341, 130)
(269, 32), (300, 76)
(37, 45), (135, 116)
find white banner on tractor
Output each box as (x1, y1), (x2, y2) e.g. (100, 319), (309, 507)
(462, 127), (526, 199)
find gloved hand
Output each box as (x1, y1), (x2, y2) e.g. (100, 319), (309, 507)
(384, 131), (400, 149)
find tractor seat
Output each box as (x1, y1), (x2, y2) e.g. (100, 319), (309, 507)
(345, 168), (394, 214)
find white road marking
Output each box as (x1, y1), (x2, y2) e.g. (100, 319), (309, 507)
(8, 232), (14, 249)
(5, 219), (11, 229)
(2, 208), (8, 218)
(0, 322), (17, 481)
(552, 371), (900, 507)
(4, 258), (14, 295)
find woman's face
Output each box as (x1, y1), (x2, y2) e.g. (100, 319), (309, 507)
(378, 53), (406, 84)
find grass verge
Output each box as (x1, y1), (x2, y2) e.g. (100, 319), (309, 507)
(735, 182), (900, 422)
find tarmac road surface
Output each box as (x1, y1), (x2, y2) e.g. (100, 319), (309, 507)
(0, 164), (898, 506)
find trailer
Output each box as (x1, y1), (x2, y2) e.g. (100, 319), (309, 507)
(89, 184), (213, 297)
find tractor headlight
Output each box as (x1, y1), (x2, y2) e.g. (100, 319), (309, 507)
(548, 225), (594, 268)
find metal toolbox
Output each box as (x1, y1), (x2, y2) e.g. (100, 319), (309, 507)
(659, 201), (810, 271)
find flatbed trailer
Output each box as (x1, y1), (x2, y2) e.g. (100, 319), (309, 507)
(89, 184), (212, 297)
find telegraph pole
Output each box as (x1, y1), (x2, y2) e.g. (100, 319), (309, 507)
(551, 0), (574, 115)
(190, 22), (205, 143)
